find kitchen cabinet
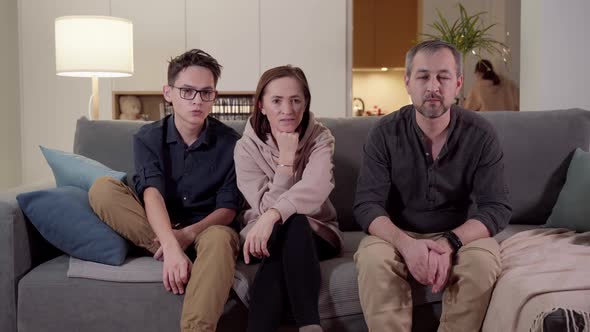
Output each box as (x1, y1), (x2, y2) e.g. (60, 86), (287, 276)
(353, 0), (418, 68)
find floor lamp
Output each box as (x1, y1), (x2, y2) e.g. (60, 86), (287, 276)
(55, 16), (134, 120)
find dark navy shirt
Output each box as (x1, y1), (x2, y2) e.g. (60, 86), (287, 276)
(354, 105), (511, 236)
(132, 115), (241, 226)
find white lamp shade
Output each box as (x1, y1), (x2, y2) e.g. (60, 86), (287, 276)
(55, 16), (134, 77)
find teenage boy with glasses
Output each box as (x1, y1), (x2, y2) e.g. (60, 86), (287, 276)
(89, 49), (241, 332)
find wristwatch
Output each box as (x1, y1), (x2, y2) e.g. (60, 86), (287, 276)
(442, 231), (463, 255)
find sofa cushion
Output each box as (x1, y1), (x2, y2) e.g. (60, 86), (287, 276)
(320, 117), (380, 231)
(74, 110), (590, 231)
(73, 117), (145, 186)
(68, 256), (161, 282)
(546, 148), (590, 232)
(234, 231), (448, 318)
(479, 109), (590, 225)
(73, 116), (379, 231)
(494, 224), (539, 243)
(67, 232), (370, 319)
(19, 256), (247, 332)
(73, 117), (247, 188)
(40, 145), (127, 191)
(16, 186), (128, 265)
(64, 224), (539, 325)
(67, 231), (444, 319)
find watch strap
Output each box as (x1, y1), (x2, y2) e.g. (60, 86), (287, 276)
(442, 231), (463, 255)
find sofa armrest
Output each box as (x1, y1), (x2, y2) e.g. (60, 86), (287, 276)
(0, 181), (59, 332)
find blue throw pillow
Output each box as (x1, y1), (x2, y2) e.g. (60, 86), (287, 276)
(40, 146), (127, 191)
(17, 186), (129, 265)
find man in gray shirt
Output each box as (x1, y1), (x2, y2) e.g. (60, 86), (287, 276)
(353, 40), (511, 332)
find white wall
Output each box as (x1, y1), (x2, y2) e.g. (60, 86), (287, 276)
(520, 0), (590, 111)
(505, 0), (520, 85)
(188, 0), (260, 93)
(0, 0), (21, 189)
(260, 0), (347, 118)
(18, 0), (350, 185)
(110, 0), (185, 96)
(19, 0), (111, 185)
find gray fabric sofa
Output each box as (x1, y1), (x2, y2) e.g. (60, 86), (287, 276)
(2, 108), (589, 332)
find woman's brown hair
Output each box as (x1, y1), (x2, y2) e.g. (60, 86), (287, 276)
(475, 59), (501, 85)
(250, 65), (311, 141)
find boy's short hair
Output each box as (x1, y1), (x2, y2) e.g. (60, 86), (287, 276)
(167, 49), (222, 86)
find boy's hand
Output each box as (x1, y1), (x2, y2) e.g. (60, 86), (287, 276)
(153, 226), (198, 261)
(160, 244), (192, 295)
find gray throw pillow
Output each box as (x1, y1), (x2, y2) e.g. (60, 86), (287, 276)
(546, 148), (590, 232)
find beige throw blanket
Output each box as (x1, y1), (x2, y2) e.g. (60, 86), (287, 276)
(483, 228), (590, 332)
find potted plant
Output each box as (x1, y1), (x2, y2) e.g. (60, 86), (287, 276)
(422, 3), (509, 103)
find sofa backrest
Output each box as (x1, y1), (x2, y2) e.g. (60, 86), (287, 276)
(74, 108), (590, 231)
(478, 109), (590, 226)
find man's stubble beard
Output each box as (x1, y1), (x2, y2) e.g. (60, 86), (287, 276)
(416, 101), (451, 119)
(415, 91), (452, 119)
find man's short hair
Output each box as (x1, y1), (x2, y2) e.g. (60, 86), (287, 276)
(405, 40), (462, 78)
(167, 49), (222, 86)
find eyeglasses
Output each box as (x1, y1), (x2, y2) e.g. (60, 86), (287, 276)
(172, 86), (218, 102)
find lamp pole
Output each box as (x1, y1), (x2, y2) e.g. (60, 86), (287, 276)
(91, 76), (99, 120)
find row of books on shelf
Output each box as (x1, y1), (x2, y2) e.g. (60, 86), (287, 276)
(114, 92), (255, 121)
(158, 96), (253, 121)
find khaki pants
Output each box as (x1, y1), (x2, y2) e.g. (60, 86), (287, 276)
(89, 177), (239, 332)
(354, 232), (500, 332)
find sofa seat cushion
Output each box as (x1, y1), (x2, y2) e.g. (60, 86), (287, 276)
(233, 231), (445, 320)
(63, 225), (542, 324)
(494, 224), (540, 243)
(19, 256), (246, 332)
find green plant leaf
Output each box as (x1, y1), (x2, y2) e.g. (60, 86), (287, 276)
(420, 2), (507, 57)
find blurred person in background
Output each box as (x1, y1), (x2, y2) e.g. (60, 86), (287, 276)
(464, 59), (519, 112)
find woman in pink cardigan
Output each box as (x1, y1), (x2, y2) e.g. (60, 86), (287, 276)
(234, 65), (342, 332)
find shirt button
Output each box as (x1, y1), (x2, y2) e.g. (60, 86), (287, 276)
(183, 196), (187, 200)
(426, 152), (430, 156)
